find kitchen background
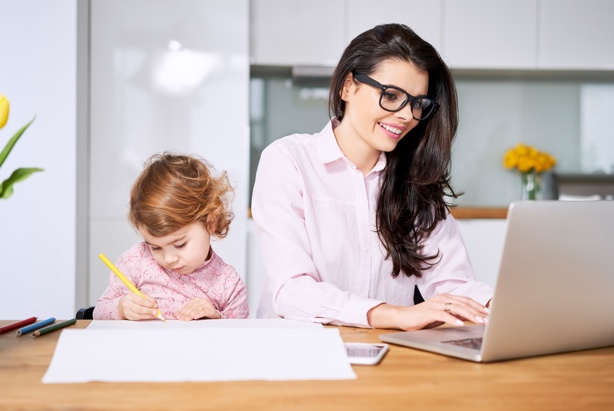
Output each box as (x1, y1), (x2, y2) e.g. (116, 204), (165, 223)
(2, 0), (613, 319)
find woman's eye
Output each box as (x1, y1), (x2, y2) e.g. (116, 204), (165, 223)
(382, 92), (398, 101)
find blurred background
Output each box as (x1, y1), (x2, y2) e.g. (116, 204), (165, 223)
(2, 0), (613, 319)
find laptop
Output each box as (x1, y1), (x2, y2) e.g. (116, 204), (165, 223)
(380, 200), (614, 362)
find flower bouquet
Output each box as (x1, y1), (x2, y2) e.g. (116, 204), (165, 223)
(503, 144), (556, 200)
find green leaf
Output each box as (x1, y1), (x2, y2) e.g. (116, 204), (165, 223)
(0, 167), (44, 199)
(0, 117), (36, 168)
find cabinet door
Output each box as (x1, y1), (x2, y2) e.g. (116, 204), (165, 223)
(539, 0), (614, 69)
(250, 0), (345, 66)
(443, 0), (537, 69)
(346, 0), (442, 53)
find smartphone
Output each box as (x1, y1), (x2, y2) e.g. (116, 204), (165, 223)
(344, 342), (389, 365)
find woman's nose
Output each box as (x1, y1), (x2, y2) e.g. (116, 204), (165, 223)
(394, 103), (416, 123)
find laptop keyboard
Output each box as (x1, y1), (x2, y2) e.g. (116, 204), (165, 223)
(442, 337), (483, 350)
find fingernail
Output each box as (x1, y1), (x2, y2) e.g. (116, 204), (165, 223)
(456, 320), (464, 326)
(475, 315), (485, 324)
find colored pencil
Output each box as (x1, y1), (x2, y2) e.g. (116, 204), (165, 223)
(98, 253), (166, 321)
(0, 317), (37, 334)
(16, 317), (56, 336)
(33, 318), (76, 337)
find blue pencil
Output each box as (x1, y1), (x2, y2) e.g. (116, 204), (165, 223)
(16, 317), (56, 336)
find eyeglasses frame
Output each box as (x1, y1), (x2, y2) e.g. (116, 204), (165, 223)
(352, 72), (439, 121)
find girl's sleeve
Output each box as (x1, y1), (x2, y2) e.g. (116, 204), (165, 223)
(92, 253), (135, 320)
(218, 266), (249, 319)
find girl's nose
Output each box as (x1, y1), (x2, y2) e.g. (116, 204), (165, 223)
(164, 252), (179, 265)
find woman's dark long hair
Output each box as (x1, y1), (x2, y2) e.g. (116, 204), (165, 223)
(328, 23), (459, 278)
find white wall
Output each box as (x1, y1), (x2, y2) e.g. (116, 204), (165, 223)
(0, 0), (87, 319)
(87, 0), (250, 305)
(0, 0), (251, 319)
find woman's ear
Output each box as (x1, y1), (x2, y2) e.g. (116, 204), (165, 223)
(340, 72), (355, 102)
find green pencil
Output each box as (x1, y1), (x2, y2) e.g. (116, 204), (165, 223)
(33, 318), (76, 337)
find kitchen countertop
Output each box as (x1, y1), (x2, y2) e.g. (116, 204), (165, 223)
(449, 207), (508, 219)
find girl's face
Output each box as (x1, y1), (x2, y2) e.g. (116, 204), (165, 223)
(138, 221), (212, 275)
(340, 59), (429, 154)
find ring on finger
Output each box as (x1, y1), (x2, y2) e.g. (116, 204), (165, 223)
(444, 302), (452, 314)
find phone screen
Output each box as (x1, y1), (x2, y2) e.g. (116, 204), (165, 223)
(346, 345), (385, 357)
(344, 343), (389, 365)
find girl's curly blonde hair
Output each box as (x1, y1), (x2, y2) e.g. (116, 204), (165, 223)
(129, 153), (234, 238)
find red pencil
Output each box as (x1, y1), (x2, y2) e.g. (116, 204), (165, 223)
(0, 317), (37, 334)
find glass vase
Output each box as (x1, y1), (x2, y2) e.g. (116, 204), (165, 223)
(521, 171), (541, 200)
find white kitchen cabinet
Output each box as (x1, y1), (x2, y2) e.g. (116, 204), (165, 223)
(443, 0), (537, 69)
(456, 219), (507, 288)
(539, 0), (614, 70)
(250, 0), (345, 66)
(346, 0), (442, 53)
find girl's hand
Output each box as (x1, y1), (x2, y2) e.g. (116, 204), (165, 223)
(176, 297), (221, 321)
(367, 293), (489, 331)
(118, 293), (160, 321)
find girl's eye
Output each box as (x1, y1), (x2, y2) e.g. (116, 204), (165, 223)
(175, 242), (186, 249)
(150, 246), (161, 251)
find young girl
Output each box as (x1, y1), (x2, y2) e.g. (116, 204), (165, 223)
(94, 153), (249, 321)
(252, 24), (491, 330)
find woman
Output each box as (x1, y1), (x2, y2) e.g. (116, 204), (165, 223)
(252, 23), (491, 330)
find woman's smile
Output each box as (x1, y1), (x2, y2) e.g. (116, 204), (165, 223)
(378, 122), (405, 139)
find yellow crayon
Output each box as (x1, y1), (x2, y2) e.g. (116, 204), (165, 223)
(98, 253), (166, 321)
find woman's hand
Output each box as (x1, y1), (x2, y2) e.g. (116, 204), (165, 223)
(118, 293), (160, 321)
(176, 297), (221, 321)
(367, 293), (489, 331)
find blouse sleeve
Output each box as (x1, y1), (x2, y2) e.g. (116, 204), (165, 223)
(252, 142), (382, 328)
(415, 214), (493, 305)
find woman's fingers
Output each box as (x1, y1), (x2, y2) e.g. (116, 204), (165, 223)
(434, 294), (489, 325)
(370, 294), (489, 331)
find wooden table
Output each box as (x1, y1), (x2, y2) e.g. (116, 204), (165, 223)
(1, 320), (613, 411)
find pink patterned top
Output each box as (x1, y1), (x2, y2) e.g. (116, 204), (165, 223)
(93, 242), (249, 320)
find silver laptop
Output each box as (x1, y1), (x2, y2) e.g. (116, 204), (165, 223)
(380, 200), (614, 362)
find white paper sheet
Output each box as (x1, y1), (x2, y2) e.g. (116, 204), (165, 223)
(86, 318), (323, 330)
(42, 326), (355, 383)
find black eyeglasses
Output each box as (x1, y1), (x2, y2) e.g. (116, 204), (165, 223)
(353, 73), (439, 121)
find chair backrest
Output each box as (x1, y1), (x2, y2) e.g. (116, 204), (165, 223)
(76, 306), (95, 320)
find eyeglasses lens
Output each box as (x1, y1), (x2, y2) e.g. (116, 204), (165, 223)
(379, 88), (434, 120)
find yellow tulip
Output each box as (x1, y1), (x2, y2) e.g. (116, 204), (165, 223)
(0, 94), (9, 129)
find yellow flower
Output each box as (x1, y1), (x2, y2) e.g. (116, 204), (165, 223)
(502, 143), (556, 174)
(0, 94), (9, 129)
